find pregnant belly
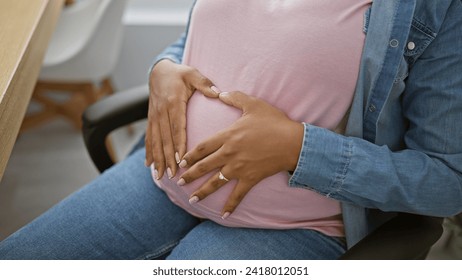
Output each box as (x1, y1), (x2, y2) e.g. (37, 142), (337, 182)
(153, 92), (343, 231)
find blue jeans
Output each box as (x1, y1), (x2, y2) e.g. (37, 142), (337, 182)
(0, 149), (345, 260)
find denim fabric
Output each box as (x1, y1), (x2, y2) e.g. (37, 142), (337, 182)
(0, 149), (345, 260)
(154, 0), (462, 247)
(290, 0), (462, 246)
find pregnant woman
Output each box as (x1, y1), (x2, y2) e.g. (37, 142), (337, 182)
(1, 0), (462, 259)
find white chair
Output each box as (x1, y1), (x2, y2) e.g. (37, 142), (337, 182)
(23, 0), (128, 130)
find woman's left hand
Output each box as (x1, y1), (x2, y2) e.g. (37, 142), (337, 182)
(177, 91), (304, 218)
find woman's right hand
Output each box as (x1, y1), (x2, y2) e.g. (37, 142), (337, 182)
(146, 59), (219, 179)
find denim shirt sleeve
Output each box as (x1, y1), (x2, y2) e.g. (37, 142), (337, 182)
(149, 32), (187, 73)
(289, 1), (462, 218)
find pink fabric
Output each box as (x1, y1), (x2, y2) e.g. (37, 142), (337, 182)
(154, 0), (371, 236)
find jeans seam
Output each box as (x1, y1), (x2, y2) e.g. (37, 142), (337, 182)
(136, 240), (180, 260)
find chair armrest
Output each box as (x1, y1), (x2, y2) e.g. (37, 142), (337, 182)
(339, 213), (443, 259)
(82, 85), (149, 173)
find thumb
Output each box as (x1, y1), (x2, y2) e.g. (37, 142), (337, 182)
(190, 71), (220, 98)
(218, 91), (254, 111)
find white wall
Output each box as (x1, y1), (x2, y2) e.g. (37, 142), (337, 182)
(112, 0), (194, 91)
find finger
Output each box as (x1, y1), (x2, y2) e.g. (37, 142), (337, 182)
(221, 180), (254, 219)
(145, 93), (157, 167)
(218, 91), (256, 111)
(178, 147), (227, 185)
(189, 70), (221, 98)
(168, 95), (188, 164)
(151, 115), (166, 179)
(144, 120), (154, 167)
(157, 106), (177, 179)
(187, 170), (230, 204)
(180, 130), (226, 168)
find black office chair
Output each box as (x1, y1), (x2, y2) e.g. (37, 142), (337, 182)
(81, 85), (443, 259)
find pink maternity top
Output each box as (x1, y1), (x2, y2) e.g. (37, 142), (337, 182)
(153, 0), (371, 237)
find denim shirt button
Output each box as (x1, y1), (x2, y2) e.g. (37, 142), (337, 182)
(389, 39), (399, 48)
(407, 41), (416, 50)
(368, 104), (376, 112)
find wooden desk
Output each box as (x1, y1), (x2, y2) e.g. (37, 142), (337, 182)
(0, 0), (64, 181)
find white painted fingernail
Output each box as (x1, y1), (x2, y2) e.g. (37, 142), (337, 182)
(154, 169), (159, 180)
(167, 168), (173, 179)
(179, 159), (187, 168)
(175, 152), (180, 164)
(221, 212), (230, 219)
(177, 178), (185, 186)
(219, 91), (229, 97)
(211, 86), (221, 95)
(189, 196), (199, 204)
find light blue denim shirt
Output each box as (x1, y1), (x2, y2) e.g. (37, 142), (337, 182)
(153, 0), (462, 247)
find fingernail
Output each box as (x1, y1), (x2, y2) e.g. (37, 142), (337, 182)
(175, 152), (180, 164)
(179, 159), (187, 168)
(144, 159), (148, 167)
(219, 91), (229, 97)
(154, 169), (159, 180)
(177, 178), (185, 186)
(189, 196), (199, 204)
(221, 212), (230, 219)
(211, 86), (221, 95)
(167, 168), (173, 179)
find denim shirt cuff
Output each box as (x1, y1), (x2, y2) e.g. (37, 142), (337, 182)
(289, 124), (353, 199)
